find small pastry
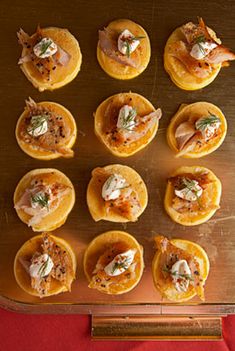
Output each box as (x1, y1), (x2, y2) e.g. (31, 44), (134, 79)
(84, 230), (144, 295)
(94, 92), (162, 157)
(164, 18), (235, 90)
(164, 166), (221, 226)
(16, 98), (77, 160)
(87, 164), (148, 222)
(14, 168), (75, 231)
(14, 232), (76, 298)
(167, 102), (227, 158)
(97, 19), (151, 80)
(152, 235), (210, 302)
(17, 26), (82, 91)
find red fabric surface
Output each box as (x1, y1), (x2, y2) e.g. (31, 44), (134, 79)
(0, 308), (234, 351)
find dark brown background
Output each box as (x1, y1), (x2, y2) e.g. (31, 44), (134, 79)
(0, 0), (235, 313)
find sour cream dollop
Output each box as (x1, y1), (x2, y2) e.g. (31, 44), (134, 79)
(195, 116), (221, 141)
(33, 37), (58, 58)
(190, 41), (217, 60)
(29, 253), (54, 279)
(104, 249), (136, 276)
(175, 180), (203, 202)
(171, 259), (192, 292)
(117, 105), (137, 131)
(27, 115), (48, 137)
(118, 29), (140, 56)
(102, 174), (128, 201)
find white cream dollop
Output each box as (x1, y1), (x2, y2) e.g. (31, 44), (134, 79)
(171, 259), (192, 292)
(102, 174), (128, 201)
(27, 115), (48, 137)
(33, 37), (58, 58)
(175, 180), (203, 202)
(190, 41), (217, 60)
(195, 116), (221, 141)
(104, 249), (136, 276)
(117, 105), (137, 131)
(30, 188), (51, 209)
(29, 253), (54, 279)
(118, 29), (140, 56)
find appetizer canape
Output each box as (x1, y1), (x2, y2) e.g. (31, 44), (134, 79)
(97, 19), (151, 80)
(84, 230), (144, 295)
(14, 233), (76, 298)
(167, 102), (227, 158)
(14, 168), (75, 231)
(164, 166), (221, 226)
(87, 164), (148, 222)
(152, 235), (210, 302)
(16, 98), (77, 160)
(17, 26), (82, 91)
(94, 92), (162, 157)
(164, 18), (235, 90)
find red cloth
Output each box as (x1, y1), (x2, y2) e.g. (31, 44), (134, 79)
(0, 308), (234, 351)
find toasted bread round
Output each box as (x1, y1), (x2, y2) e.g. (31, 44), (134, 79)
(97, 19), (151, 80)
(87, 164), (148, 222)
(94, 92), (160, 157)
(14, 233), (76, 297)
(167, 102), (227, 158)
(19, 27), (82, 91)
(16, 101), (77, 160)
(164, 166), (221, 226)
(84, 230), (144, 295)
(152, 238), (210, 302)
(164, 27), (221, 90)
(14, 168), (75, 231)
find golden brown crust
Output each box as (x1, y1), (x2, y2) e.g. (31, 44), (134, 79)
(15, 101), (77, 160)
(94, 92), (160, 157)
(19, 27), (82, 91)
(13, 168), (75, 231)
(14, 233), (76, 298)
(152, 236), (210, 302)
(86, 164), (148, 222)
(167, 102), (227, 158)
(164, 166), (221, 226)
(83, 230), (144, 295)
(164, 26), (221, 90)
(97, 19), (151, 80)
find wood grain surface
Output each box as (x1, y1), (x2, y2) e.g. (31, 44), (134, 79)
(0, 0), (234, 313)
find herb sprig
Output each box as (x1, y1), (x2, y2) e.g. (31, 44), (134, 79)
(27, 114), (48, 137)
(123, 36), (145, 58)
(39, 39), (53, 57)
(31, 192), (49, 209)
(193, 35), (206, 55)
(181, 177), (202, 205)
(38, 256), (50, 278)
(162, 266), (193, 281)
(120, 108), (137, 131)
(111, 256), (132, 274)
(195, 111), (220, 132)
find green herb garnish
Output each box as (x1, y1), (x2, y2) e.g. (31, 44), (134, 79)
(162, 266), (193, 281)
(31, 192), (49, 209)
(195, 111), (220, 132)
(39, 39), (53, 57)
(123, 36), (145, 57)
(111, 256), (132, 274)
(27, 114), (48, 137)
(194, 35), (206, 55)
(120, 108), (137, 131)
(38, 256), (50, 278)
(181, 177), (202, 205)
